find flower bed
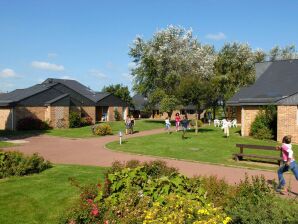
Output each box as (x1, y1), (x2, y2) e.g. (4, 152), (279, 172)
(61, 160), (298, 224)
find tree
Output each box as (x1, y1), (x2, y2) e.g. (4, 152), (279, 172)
(212, 42), (259, 116)
(129, 25), (216, 111)
(268, 45), (298, 61)
(102, 84), (132, 106)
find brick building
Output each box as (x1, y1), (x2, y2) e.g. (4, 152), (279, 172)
(0, 78), (128, 130)
(227, 59), (298, 143)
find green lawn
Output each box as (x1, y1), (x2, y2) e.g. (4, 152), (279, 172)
(0, 141), (15, 148)
(106, 126), (297, 170)
(0, 164), (106, 224)
(0, 119), (164, 139)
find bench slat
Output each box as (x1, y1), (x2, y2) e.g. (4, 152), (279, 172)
(233, 153), (282, 160)
(236, 144), (276, 151)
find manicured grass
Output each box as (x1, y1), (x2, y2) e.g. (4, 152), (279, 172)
(0, 119), (164, 139)
(0, 141), (15, 148)
(106, 126), (298, 170)
(0, 164), (106, 224)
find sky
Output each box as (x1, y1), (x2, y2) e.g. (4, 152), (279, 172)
(0, 0), (297, 93)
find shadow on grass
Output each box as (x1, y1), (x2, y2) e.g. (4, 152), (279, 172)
(0, 129), (50, 140)
(187, 128), (215, 133)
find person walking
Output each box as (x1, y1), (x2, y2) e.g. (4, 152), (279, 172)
(125, 115), (131, 135)
(165, 117), (171, 134)
(175, 113), (181, 132)
(181, 115), (189, 139)
(276, 135), (298, 194)
(130, 115), (135, 134)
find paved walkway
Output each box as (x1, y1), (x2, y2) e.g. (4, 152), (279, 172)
(7, 128), (298, 192)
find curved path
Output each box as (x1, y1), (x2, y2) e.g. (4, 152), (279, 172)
(7, 128), (298, 192)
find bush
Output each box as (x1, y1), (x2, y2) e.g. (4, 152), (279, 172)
(0, 150), (52, 178)
(80, 116), (93, 127)
(250, 106), (277, 140)
(190, 119), (203, 128)
(69, 112), (81, 128)
(91, 124), (112, 136)
(17, 117), (50, 130)
(61, 160), (298, 224)
(114, 109), (122, 121)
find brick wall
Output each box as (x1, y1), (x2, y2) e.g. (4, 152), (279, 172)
(15, 106), (46, 127)
(107, 106), (123, 121)
(81, 106), (96, 124)
(241, 106), (260, 136)
(49, 106), (69, 128)
(0, 108), (12, 130)
(277, 106), (298, 143)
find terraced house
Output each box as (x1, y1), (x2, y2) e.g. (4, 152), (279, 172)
(0, 78), (128, 130)
(227, 59), (298, 143)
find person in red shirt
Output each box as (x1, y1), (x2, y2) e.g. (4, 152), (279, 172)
(175, 113), (181, 132)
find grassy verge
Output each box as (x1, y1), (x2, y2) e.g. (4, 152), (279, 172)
(106, 126), (297, 170)
(0, 119), (164, 139)
(0, 141), (15, 148)
(0, 164), (106, 224)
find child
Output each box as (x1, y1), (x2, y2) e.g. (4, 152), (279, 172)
(180, 115), (189, 139)
(165, 117), (171, 134)
(130, 116), (135, 134)
(125, 115), (131, 135)
(175, 113), (181, 132)
(276, 135), (298, 194)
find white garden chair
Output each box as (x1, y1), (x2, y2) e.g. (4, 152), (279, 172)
(214, 119), (220, 127)
(231, 119), (237, 128)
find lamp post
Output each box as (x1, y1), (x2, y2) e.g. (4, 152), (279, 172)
(119, 131), (123, 145)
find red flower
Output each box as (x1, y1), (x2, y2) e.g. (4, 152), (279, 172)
(91, 208), (99, 216)
(86, 199), (93, 204)
(104, 221), (109, 224)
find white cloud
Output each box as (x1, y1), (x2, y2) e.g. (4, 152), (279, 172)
(31, 61), (65, 71)
(60, 75), (75, 80)
(89, 69), (107, 79)
(48, 53), (58, 58)
(121, 73), (133, 81)
(0, 68), (17, 78)
(205, 32), (226, 41)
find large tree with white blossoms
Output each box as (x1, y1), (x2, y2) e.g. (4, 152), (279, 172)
(129, 25), (216, 116)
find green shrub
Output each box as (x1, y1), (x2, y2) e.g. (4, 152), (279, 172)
(225, 175), (298, 224)
(17, 117), (50, 130)
(69, 112), (81, 128)
(114, 108), (122, 121)
(80, 116), (93, 127)
(190, 119), (203, 128)
(91, 124), (112, 136)
(0, 150), (52, 178)
(250, 106), (277, 140)
(143, 194), (231, 224)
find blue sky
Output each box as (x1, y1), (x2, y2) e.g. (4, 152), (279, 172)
(0, 0), (297, 93)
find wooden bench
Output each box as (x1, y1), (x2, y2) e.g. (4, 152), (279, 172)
(233, 144), (282, 165)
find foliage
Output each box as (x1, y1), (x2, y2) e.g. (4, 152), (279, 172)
(62, 161), (231, 224)
(102, 84), (132, 106)
(113, 108), (122, 121)
(250, 106), (277, 140)
(91, 124), (112, 136)
(17, 117), (50, 130)
(159, 95), (179, 117)
(0, 150), (52, 178)
(143, 194), (231, 224)
(226, 175), (298, 224)
(129, 25), (216, 110)
(190, 119), (203, 128)
(69, 112), (81, 128)
(213, 43), (258, 107)
(269, 44), (298, 61)
(80, 116), (93, 127)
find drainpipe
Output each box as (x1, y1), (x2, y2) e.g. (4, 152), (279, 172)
(11, 107), (14, 131)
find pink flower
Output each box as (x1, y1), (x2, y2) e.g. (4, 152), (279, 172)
(104, 221), (109, 224)
(91, 208), (99, 216)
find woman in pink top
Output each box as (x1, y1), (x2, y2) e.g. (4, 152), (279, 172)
(175, 113), (181, 132)
(277, 135), (298, 194)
